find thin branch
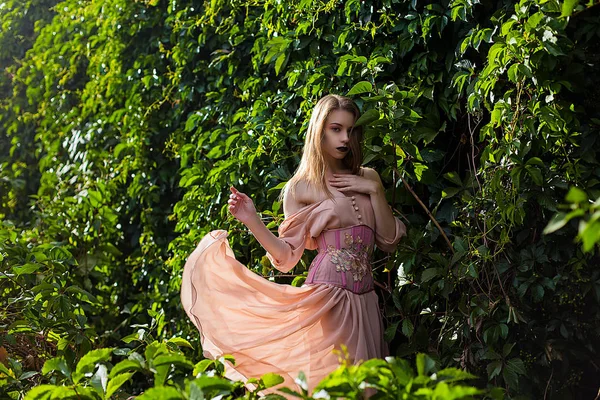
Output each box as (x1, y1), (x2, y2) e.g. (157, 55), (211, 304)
(391, 139), (399, 291)
(0, 270), (30, 292)
(374, 280), (391, 293)
(393, 167), (454, 254)
(544, 367), (554, 400)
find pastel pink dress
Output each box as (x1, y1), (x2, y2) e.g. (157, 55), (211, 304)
(180, 190), (406, 396)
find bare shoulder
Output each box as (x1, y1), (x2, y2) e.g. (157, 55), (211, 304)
(282, 180), (309, 218)
(360, 167), (383, 183)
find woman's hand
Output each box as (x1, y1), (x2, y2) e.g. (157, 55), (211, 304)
(329, 173), (382, 195)
(228, 186), (258, 225)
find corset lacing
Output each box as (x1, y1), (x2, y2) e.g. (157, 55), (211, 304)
(305, 225), (375, 294)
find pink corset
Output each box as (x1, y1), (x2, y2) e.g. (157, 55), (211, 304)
(304, 225), (375, 294)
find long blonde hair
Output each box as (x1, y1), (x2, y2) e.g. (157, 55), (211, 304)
(282, 94), (363, 201)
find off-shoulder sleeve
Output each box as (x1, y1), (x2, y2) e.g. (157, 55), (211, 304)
(266, 201), (339, 272)
(375, 216), (407, 253)
(265, 203), (325, 273)
(266, 217), (309, 273)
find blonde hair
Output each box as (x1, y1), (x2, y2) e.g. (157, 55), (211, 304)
(281, 94), (363, 202)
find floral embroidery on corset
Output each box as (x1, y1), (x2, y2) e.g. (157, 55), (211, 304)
(326, 233), (371, 281)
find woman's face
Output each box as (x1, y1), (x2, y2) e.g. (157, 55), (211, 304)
(321, 109), (356, 162)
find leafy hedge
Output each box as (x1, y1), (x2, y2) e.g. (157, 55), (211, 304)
(1, 0), (599, 398)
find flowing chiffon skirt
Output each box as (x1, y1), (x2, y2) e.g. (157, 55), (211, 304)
(180, 230), (388, 396)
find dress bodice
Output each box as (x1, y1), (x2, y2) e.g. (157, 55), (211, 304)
(265, 191), (407, 294)
(305, 225), (376, 293)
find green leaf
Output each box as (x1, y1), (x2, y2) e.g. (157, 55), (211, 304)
(12, 263), (41, 275)
(20, 371), (36, 380)
(42, 357), (71, 378)
(109, 360), (142, 378)
(137, 386), (182, 400)
(354, 109), (380, 127)
(153, 354), (194, 369)
(565, 187), (587, 204)
(443, 172), (462, 186)
(193, 359), (214, 376)
(416, 353), (436, 376)
(544, 41), (566, 56)
(525, 157), (544, 167)
(580, 220), (600, 252)
(75, 348), (114, 376)
(421, 268), (440, 283)
(531, 284), (545, 302)
(517, 64), (532, 78)
(526, 166), (543, 186)
(386, 358), (414, 385)
(507, 64), (520, 83)
(122, 329), (145, 343)
(435, 368), (477, 382)
(24, 385), (60, 400)
(277, 387), (303, 397)
(442, 187), (461, 199)
(261, 372), (284, 388)
(189, 381), (204, 400)
(427, 383), (482, 397)
(87, 190), (103, 207)
(401, 319), (414, 338)
(543, 212), (568, 234)
(114, 142), (129, 158)
(486, 360), (502, 379)
(91, 364), (108, 395)
(191, 376), (234, 391)
(347, 81), (373, 96)
(561, 0), (579, 16)
(413, 162), (428, 181)
(527, 12), (545, 28)
(503, 343), (515, 358)
(106, 372), (135, 399)
(0, 363), (15, 381)
(65, 285), (99, 303)
(167, 337), (194, 349)
(503, 358), (526, 387)
(32, 251), (47, 262)
(507, 358), (526, 375)
(384, 321), (399, 342)
(275, 53), (287, 75)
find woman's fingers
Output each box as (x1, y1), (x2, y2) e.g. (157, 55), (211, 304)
(230, 188), (242, 203)
(330, 180), (351, 187)
(230, 186), (249, 201)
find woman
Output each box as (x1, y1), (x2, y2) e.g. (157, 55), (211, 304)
(180, 94), (406, 397)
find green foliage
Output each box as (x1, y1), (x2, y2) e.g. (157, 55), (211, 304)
(5, 345), (497, 400)
(1, 0), (600, 398)
(545, 187), (600, 252)
(18, 339), (242, 400)
(310, 350), (504, 399)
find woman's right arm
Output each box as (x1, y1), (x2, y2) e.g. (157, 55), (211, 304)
(228, 186), (303, 269)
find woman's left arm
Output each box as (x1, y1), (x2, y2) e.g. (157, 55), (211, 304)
(329, 167), (405, 245)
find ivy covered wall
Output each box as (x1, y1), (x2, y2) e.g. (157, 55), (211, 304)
(1, 0), (599, 398)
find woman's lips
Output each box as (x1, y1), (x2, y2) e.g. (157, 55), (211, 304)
(336, 146), (348, 152)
